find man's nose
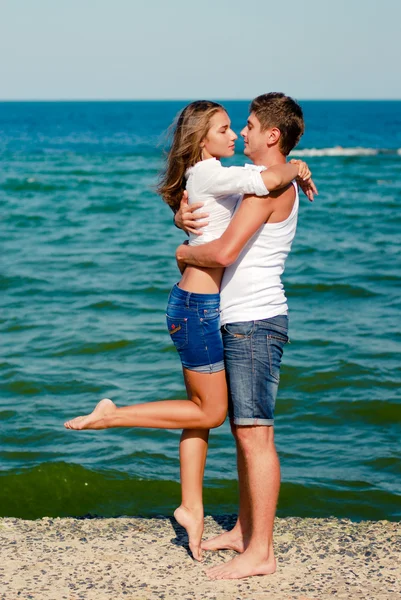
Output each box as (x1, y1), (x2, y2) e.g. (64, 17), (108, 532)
(240, 127), (247, 138)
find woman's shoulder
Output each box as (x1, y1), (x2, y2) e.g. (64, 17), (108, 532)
(186, 157), (221, 179)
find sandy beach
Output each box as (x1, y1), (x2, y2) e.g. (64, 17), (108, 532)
(0, 515), (399, 600)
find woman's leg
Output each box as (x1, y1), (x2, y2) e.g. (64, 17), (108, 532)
(64, 369), (228, 561)
(174, 367), (227, 560)
(173, 369), (210, 561)
(64, 368), (227, 431)
(174, 428), (209, 561)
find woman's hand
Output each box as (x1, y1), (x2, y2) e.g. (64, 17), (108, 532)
(289, 159), (311, 181)
(297, 177), (319, 202)
(174, 191), (209, 236)
(289, 159), (318, 202)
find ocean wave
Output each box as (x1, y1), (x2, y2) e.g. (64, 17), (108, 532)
(286, 282), (377, 298)
(291, 147), (401, 157)
(52, 338), (138, 357)
(1, 178), (69, 193)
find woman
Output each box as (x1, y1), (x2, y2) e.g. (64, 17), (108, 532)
(65, 101), (311, 560)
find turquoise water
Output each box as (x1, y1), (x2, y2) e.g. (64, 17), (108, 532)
(1, 101), (401, 520)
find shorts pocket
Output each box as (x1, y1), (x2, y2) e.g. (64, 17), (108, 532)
(201, 307), (220, 321)
(166, 315), (188, 350)
(266, 333), (287, 383)
(222, 321), (254, 339)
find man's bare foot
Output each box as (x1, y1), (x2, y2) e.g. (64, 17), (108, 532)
(174, 505), (204, 562)
(64, 398), (116, 430)
(207, 549), (276, 580)
(201, 527), (246, 553)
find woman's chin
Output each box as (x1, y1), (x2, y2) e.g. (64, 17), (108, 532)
(222, 149), (235, 158)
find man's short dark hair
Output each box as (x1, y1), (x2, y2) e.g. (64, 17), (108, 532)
(250, 93), (305, 155)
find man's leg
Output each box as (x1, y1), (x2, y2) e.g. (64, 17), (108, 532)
(206, 315), (288, 579)
(236, 424), (280, 564)
(207, 424), (279, 579)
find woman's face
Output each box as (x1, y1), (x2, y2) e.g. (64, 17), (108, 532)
(201, 111), (238, 160)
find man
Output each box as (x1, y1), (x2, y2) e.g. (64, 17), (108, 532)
(174, 93), (316, 580)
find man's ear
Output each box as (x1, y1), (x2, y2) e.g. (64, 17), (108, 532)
(268, 127), (281, 145)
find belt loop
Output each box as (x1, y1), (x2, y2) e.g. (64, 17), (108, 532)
(186, 292), (191, 307)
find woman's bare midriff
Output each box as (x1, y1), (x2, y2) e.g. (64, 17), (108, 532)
(178, 265), (224, 295)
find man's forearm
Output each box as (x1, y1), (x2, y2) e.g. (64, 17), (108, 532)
(176, 239), (233, 268)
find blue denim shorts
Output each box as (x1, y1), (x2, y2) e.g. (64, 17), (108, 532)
(166, 284), (224, 374)
(222, 314), (289, 425)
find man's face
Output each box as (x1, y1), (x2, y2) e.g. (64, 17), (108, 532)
(241, 112), (271, 160)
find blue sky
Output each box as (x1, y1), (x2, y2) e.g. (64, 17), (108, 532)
(0, 0), (399, 100)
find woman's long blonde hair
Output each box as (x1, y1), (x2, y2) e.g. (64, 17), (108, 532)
(158, 100), (225, 213)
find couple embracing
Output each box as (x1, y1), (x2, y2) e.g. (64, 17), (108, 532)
(65, 92), (317, 580)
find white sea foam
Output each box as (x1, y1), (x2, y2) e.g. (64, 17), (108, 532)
(291, 147), (379, 157)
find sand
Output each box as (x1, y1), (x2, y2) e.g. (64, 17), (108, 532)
(0, 515), (400, 600)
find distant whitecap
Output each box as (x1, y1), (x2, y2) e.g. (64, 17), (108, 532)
(291, 146), (378, 157)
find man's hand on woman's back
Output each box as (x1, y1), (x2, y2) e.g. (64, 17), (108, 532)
(174, 191), (209, 235)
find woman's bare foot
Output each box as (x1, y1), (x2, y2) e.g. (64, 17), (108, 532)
(201, 526), (246, 553)
(64, 398), (116, 430)
(174, 505), (204, 562)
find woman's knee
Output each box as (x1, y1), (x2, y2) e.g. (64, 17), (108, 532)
(209, 413), (226, 428)
(190, 397), (226, 428)
(205, 404), (227, 428)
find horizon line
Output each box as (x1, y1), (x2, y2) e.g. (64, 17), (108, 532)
(0, 98), (400, 103)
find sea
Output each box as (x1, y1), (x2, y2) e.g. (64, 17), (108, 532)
(1, 100), (400, 521)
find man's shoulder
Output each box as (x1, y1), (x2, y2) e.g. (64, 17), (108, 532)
(268, 182), (297, 200)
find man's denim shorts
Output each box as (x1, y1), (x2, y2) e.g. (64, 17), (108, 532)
(166, 284), (224, 374)
(222, 314), (289, 425)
